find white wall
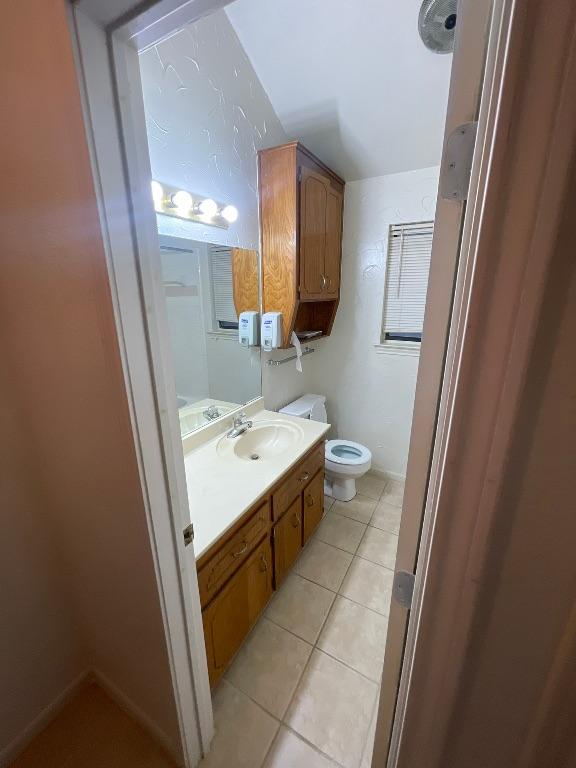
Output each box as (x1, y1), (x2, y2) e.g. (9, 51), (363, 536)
(140, 9), (291, 410)
(139, 9), (286, 250)
(307, 166), (440, 478)
(160, 244), (210, 401)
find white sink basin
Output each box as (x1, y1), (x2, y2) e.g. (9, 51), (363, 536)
(217, 420), (304, 462)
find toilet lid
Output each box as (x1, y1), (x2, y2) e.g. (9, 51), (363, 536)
(325, 439), (372, 466)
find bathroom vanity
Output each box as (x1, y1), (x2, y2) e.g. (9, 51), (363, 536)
(184, 407), (329, 687)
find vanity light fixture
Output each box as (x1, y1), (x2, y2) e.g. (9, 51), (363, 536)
(171, 189), (193, 213)
(197, 197), (218, 218)
(221, 204), (239, 223)
(150, 180), (238, 229)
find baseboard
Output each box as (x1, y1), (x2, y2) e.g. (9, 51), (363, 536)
(92, 669), (183, 766)
(0, 669), (91, 767)
(369, 466), (406, 483)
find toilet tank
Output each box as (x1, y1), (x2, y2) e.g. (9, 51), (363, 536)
(279, 394), (327, 423)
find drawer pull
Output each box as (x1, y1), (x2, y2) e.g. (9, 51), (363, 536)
(292, 513), (301, 528)
(299, 472), (310, 483)
(232, 541), (248, 558)
(260, 554), (268, 572)
(306, 494), (314, 507)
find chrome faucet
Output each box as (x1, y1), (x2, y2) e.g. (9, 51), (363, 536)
(226, 412), (253, 438)
(203, 405), (220, 421)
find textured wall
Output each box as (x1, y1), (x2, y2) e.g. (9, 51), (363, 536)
(140, 10), (289, 409)
(307, 167), (440, 477)
(139, 9), (286, 249)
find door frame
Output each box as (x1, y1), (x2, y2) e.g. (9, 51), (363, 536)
(375, 0), (503, 762)
(67, 0), (543, 765)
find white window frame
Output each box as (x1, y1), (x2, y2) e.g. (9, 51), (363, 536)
(376, 220), (434, 357)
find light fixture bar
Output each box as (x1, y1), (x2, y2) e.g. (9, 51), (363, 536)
(149, 180), (238, 230)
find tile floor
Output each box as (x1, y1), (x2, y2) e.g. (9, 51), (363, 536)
(200, 472), (404, 768)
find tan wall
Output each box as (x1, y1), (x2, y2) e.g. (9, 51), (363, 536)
(0, 373), (85, 756)
(0, 0), (180, 758)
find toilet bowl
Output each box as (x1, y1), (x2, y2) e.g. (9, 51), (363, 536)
(324, 439), (372, 501)
(279, 394), (372, 502)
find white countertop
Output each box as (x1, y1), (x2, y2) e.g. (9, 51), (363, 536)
(183, 408), (330, 560)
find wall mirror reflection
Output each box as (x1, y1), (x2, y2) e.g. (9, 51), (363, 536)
(158, 236), (261, 437)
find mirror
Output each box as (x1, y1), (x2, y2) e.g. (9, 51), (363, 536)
(159, 236), (261, 436)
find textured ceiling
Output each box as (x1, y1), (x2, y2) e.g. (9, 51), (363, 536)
(225, 0), (453, 181)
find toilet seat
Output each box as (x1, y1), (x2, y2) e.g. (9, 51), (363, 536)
(325, 439), (372, 466)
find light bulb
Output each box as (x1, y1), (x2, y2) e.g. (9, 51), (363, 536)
(221, 205), (239, 223)
(171, 190), (193, 212)
(199, 198), (218, 218)
(150, 180), (164, 209)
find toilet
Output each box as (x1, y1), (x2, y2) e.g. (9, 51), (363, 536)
(279, 394), (372, 502)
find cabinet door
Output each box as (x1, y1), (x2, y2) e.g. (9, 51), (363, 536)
(202, 537), (272, 687)
(299, 167), (328, 300)
(324, 186), (343, 297)
(303, 470), (325, 544)
(273, 497), (303, 587)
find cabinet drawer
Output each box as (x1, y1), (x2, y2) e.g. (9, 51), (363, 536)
(272, 441), (324, 521)
(198, 500), (270, 608)
(202, 537), (272, 687)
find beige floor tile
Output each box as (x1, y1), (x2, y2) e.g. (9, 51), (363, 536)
(356, 473), (387, 500)
(264, 727), (337, 767)
(332, 494), (377, 524)
(380, 479), (404, 508)
(286, 650), (377, 768)
(371, 499), (402, 535)
(266, 573), (335, 643)
(360, 695), (379, 768)
(324, 495), (335, 512)
(317, 596), (388, 681)
(340, 557), (394, 616)
(315, 511), (366, 553)
(226, 619), (313, 719)
(357, 527), (398, 570)
(294, 539), (353, 591)
(201, 680), (278, 768)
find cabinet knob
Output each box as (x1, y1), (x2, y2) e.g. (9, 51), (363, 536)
(321, 274), (327, 290)
(306, 494), (314, 507)
(260, 554), (268, 572)
(292, 513), (301, 528)
(299, 472), (310, 483)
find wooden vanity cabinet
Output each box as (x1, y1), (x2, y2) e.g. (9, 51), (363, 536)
(273, 497), (303, 588)
(202, 537), (272, 687)
(259, 142), (344, 347)
(302, 469), (324, 544)
(198, 439), (325, 687)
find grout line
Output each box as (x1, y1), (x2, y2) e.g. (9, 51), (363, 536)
(214, 484), (400, 768)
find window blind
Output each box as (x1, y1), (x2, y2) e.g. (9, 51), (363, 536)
(209, 245), (238, 327)
(382, 221), (434, 341)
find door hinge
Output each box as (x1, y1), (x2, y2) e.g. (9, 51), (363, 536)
(183, 523), (194, 547)
(393, 570), (416, 610)
(440, 121), (478, 201)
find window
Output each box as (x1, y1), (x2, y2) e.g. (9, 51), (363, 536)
(381, 221), (434, 346)
(209, 244), (238, 330)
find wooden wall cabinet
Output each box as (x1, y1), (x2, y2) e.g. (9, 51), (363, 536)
(259, 142), (345, 348)
(198, 440), (325, 686)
